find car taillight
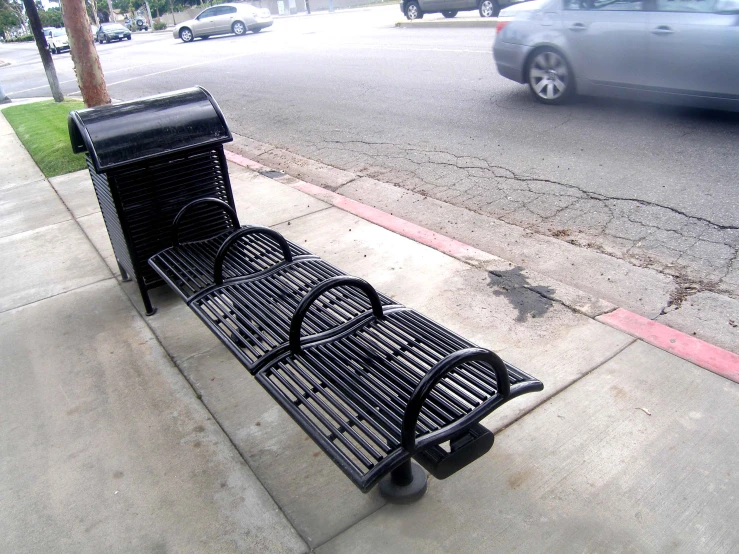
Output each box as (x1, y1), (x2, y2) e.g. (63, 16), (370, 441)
(496, 21), (509, 33)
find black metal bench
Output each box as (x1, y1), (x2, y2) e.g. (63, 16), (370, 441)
(150, 211), (543, 502)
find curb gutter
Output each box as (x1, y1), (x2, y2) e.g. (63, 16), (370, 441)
(395, 18), (497, 28)
(224, 147), (739, 384)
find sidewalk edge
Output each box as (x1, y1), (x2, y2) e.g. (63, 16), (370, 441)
(224, 149), (739, 383)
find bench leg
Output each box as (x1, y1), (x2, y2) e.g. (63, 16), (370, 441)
(379, 460), (427, 504)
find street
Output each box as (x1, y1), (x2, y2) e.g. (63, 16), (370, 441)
(1, 5), (737, 348)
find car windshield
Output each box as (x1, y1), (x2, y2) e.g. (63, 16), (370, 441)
(102, 24), (127, 31)
(52, 29), (66, 37)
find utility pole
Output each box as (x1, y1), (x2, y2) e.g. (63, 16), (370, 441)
(62, 0), (110, 107)
(144, 0), (153, 28)
(21, 0), (64, 103)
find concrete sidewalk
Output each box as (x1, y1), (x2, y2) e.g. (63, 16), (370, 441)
(1, 109), (738, 553)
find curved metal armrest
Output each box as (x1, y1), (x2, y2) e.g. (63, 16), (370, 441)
(172, 198), (239, 247)
(401, 348), (511, 453)
(289, 276), (384, 353)
(213, 226), (293, 285)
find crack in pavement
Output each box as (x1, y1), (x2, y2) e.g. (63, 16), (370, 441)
(297, 137), (739, 300)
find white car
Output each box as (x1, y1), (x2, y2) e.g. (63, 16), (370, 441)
(47, 28), (69, 55)
(173, 3), (273, 43)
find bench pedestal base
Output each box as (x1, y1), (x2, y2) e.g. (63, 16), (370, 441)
(379, 460), (428, 504)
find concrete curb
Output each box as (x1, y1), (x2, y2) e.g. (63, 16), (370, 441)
(224, 147), (739, 383)
(395, 18), (497, 28)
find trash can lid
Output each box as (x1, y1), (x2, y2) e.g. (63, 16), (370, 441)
(68, 86), (232, 173)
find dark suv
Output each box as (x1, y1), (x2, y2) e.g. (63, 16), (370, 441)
(400, 0), (516, 19)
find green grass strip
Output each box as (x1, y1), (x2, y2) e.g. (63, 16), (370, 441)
(4, 99), (87, 178)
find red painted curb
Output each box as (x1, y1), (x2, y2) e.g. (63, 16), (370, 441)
(598, 308), (738, 384)
(225, 149), (739, 384)
(225, 150), (266, 171)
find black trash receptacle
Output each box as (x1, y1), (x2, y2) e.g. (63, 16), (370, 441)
(68, 87), (235, 315)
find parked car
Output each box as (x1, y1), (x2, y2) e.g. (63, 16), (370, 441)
(493, 0), (739, 110)
(47, 28), (70, 54)
(173, 3), (273, 42)
(96, 23), (132, 43)
(400, 0), (517, 19)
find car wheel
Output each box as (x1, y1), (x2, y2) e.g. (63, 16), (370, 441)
(479, 0), (499, 17)
(50, 46), (56, 54)
(233, 21), (246, 36)
(405, 0), (422, 20)
(441, 10), (458, 17)
(180, 28), (194, 42)
(127, 35), (132, 40)
(527, 48), (575, 105)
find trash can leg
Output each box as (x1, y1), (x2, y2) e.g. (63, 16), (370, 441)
(379, 459), (427, 504)
(117, 261), (132, 282)
(136, 279), (157, 316)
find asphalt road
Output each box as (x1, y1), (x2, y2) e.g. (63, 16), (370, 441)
(2, 6), (737, 297)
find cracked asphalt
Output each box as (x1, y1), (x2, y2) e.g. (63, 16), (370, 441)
(2, 5), (737, 302)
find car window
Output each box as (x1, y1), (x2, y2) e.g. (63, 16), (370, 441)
(198, 8), (218, 18)
(714, 0), (739, 9)
(564, 0), (644, 9)
(655, 0), (717, 10)
(221, 6), (237, 14)
(52, 29), (67, 37)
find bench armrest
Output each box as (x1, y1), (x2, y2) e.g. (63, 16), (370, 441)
(401, 348), (511, 453)
(172, 198), (239, 247)
(289, 276), (384, 353)
(213, 226), (293, 285)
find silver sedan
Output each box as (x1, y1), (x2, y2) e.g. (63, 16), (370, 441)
(173, 3), (273, 42)
(493, 0), (739, 110)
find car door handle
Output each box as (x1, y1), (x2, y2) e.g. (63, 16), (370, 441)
(652, 25), (674, 35)
(568, 23), (586, 31)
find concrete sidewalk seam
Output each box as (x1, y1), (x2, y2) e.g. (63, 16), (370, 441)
(224, 148), (739, 381)
(0, 214), (76, 242)
(0, 276), (115, 316)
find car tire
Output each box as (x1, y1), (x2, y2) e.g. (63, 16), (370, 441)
(441, 10), (458, 17)
(233, 21), (246, 36)
(180, 27), (194, 42)
(405, 0), (423, 20)
(527, 48), (575, 105)
(479, 0), (499, 17)
(127, 35), (132, 40)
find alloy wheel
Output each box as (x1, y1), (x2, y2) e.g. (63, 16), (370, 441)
(407, 5), (419, 19)
(529, 51), (569, 101)
(480, 0), (494, 17)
